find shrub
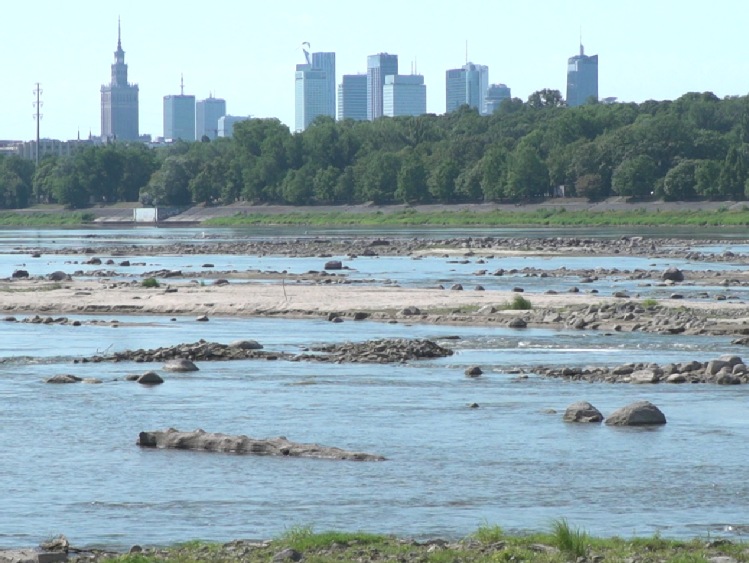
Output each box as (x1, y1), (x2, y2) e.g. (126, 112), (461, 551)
(503, 294), (532, 310)
(552, 518), (588, 559)
(472, 521), (504, 544)
(142, 277), (160, 288)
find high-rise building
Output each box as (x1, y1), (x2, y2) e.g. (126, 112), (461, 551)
(338, 74), (368, 121)
(485, 83), (512, 114)
(218, 115), (251, 138)
(383, 75), (426, 117)
(295, 64), (329, 132)
(196, 96), (227, 140)
(367, 53), (398, 120)
(566, 44), (598, 107)
(445, 62), (489, 114)
(100, 20), (139, 141)
(163, 81), (196, 141)
(311, 52), (336, 118)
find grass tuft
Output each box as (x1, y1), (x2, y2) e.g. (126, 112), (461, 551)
(275, 525), (386, 552)
(552, 518), (588, 559)
(141, 277), (160, 288)
(501, 294), (532, 310)
(472, 521), (504, 544)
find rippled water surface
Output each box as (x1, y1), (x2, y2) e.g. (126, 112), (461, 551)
(1, 227), (749, 548)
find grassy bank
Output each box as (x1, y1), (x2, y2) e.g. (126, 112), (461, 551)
(90, 522), (746, 562)
(204, 207), (749, 228)
(0, 211), (96, 226)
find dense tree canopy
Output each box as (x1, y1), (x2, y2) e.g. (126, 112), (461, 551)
(3, 91), (749, 209)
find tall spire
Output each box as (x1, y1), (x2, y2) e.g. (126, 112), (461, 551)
(118, 16), (122, 50)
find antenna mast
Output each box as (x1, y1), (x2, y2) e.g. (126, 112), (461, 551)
(32, 83), (43, 168)
(180, 74), (184, 96)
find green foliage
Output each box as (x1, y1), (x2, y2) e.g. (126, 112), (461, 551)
(472, 521), (504, 544)
(551, 518), (588, 559)
(642, 298), (659, 308)
(141, 277), (160, 288)
(275, 525), (386, 552)
(501, 294), (532, 310)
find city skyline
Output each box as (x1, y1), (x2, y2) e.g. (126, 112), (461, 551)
(3, 0), (749, 141)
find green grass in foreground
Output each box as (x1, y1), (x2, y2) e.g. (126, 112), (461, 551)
(99, 521), (749, 562)
(203, 207), (749, 228)
(0, 211), (96, 226)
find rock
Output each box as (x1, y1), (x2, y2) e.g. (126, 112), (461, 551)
(137, 371), (164, 385)
(508, 317), (527, 329)
(45, 374), (82, 384)
(229, 339), (263, 350)
(477, 305), (497, 315)
(119, 260), (131, 267)
(11, 269), (29, 279)
(662, 267), (685, 282)
(272, 548), (302, 562)
(718, 355), (743, 367)
(39, 535), (69, 553)
(464, 366), (483, 377)
(124, 374), (140, 381)
(47, 271), (68, 281)
(400, 306), (421, 316)
(666, 373), (687, 383)
(82, 378), (103, 384)
(213, 279), (230, 286)
(467, 403), (480, 408)
(195, 315), (209, 322)
(629, 369), (661, 384)
(563, 401), (604, 423)
(0, 549), (68, 563)
(137, 428), (385, 461)
(450, 283), (463, 290)
(353, 312), (370, 320)
(163, 359), (199, 372)
(512, 287), (524, 292)
(706, 360), (730, 376)
(605, 401), (667, 426)
(324, 260), (342, 270)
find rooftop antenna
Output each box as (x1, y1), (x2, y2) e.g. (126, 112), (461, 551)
(465, 40), (468, 64)
(32, 82), (43, 169)
(180, 74), (185, 96)
(302, 42), (311, 65)
(579, 27), (584, 56)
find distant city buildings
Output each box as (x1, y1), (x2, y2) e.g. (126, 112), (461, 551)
(485, 83), (512, 114)
(100, 21), (139, 141)
(445, 62), (489, 114)
(338, 74), (368, 121)
(383, 75), (426, 117)
(367, 53), (398, 120)
(218, 115), (251, 138)
(295, 49), (336, 132)
(163, 80), (196, 141)
(566, 44), (598, 107)
(196, 96), (226, 140)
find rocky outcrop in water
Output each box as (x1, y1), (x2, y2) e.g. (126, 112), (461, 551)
(137, 428), (385, 461)
(605, 401), (667, 426)
(530, 354), (748, 384)
(563, 401), (604, 422)
(307, 338), (453, 363)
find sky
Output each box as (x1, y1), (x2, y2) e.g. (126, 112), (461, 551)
(3, 0), (749, 141)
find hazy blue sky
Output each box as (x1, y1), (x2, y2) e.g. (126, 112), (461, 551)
(3, 0), (749, 141)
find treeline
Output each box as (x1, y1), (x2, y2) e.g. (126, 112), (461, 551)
(3, 89), (749, 208)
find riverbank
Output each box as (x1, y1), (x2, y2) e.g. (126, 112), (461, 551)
(13, 524), (749, 563)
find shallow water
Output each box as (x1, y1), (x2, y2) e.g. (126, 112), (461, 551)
(1, 227), (749, 548)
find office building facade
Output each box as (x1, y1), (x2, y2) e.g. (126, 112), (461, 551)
(338, 74), (368, 121)
(196, 97), (226, 140)
(311, 52), (336, 119)
(566, 44), (598, 107)
(485, 83), (512, 114)
(100, 22), (139, 141)
(295, 64), (330, 132)
(383, 75), (426, 117)
(445, 62), (489, 114)
(163, 94), (196, 141)
(218, 115), (251, 138)
(367, 53), (398, 120)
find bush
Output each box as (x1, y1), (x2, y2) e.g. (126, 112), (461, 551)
(552, 518), (588, 559)
(142, 277), (160, 288)
(503, 294), (532, 310)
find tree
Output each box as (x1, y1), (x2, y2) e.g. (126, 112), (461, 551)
(718, 145), (748, 199)
(694, 160), (723, 199)
(663, 160), (698, 201)
(527, 89), (565, 109)
(505, 143), (549, 200)
(611, 155), (658, 198)
(394, 150), (427, 203)
(427, 158), (460, 203)
(575, 173), (605, 201)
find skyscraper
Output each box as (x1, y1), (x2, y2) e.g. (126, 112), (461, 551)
(196, 96), (227, 140)
(294, 49), (336, 132)
(367, 53), (398, 120)
(101, 20), (139, 141)
(163, 79), (196, 141)
(311, 52), (336, 118)
(566, 44), (598, 107)
(383, 75), (426, 117)
(445, 63), (489, 114)
(485, 83), (512, 114)
(338, 74), (368, 121)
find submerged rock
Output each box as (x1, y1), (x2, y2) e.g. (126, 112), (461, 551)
(163, 359), (199, 372)
(137, 428), (385, 461)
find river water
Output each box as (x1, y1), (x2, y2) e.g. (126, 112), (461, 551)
(1, 226), (749, 549)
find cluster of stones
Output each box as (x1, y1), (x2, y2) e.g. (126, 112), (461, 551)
(532, 354), (749, 385)
(307, 338), (453, 363)
(137, 428), (385, 461)
(563, 400), (667, 426)
(79, 339), (267, 364)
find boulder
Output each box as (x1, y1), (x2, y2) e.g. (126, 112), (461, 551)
(229, 339), (263, 350)
(605, 401), (667, 426)
(196, 315), (210, 322)
(137, 371), (164, 385)
(11, 269), (29, 279)
(450, 283), (463, 291)
(662, 267), (685, 282)
(324, 260), (343, 270)
(163, 359), (199, 372)
(563, 401), (603, 423)
(508, 317), (527, 329)
(137, 428), (385, 461)
(464, 366), (483, 377)
(47, 271), (68, 281)
(400, 306), (421, 316)
(46, 374), (82, 384)
(629, 369), (661, 384)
